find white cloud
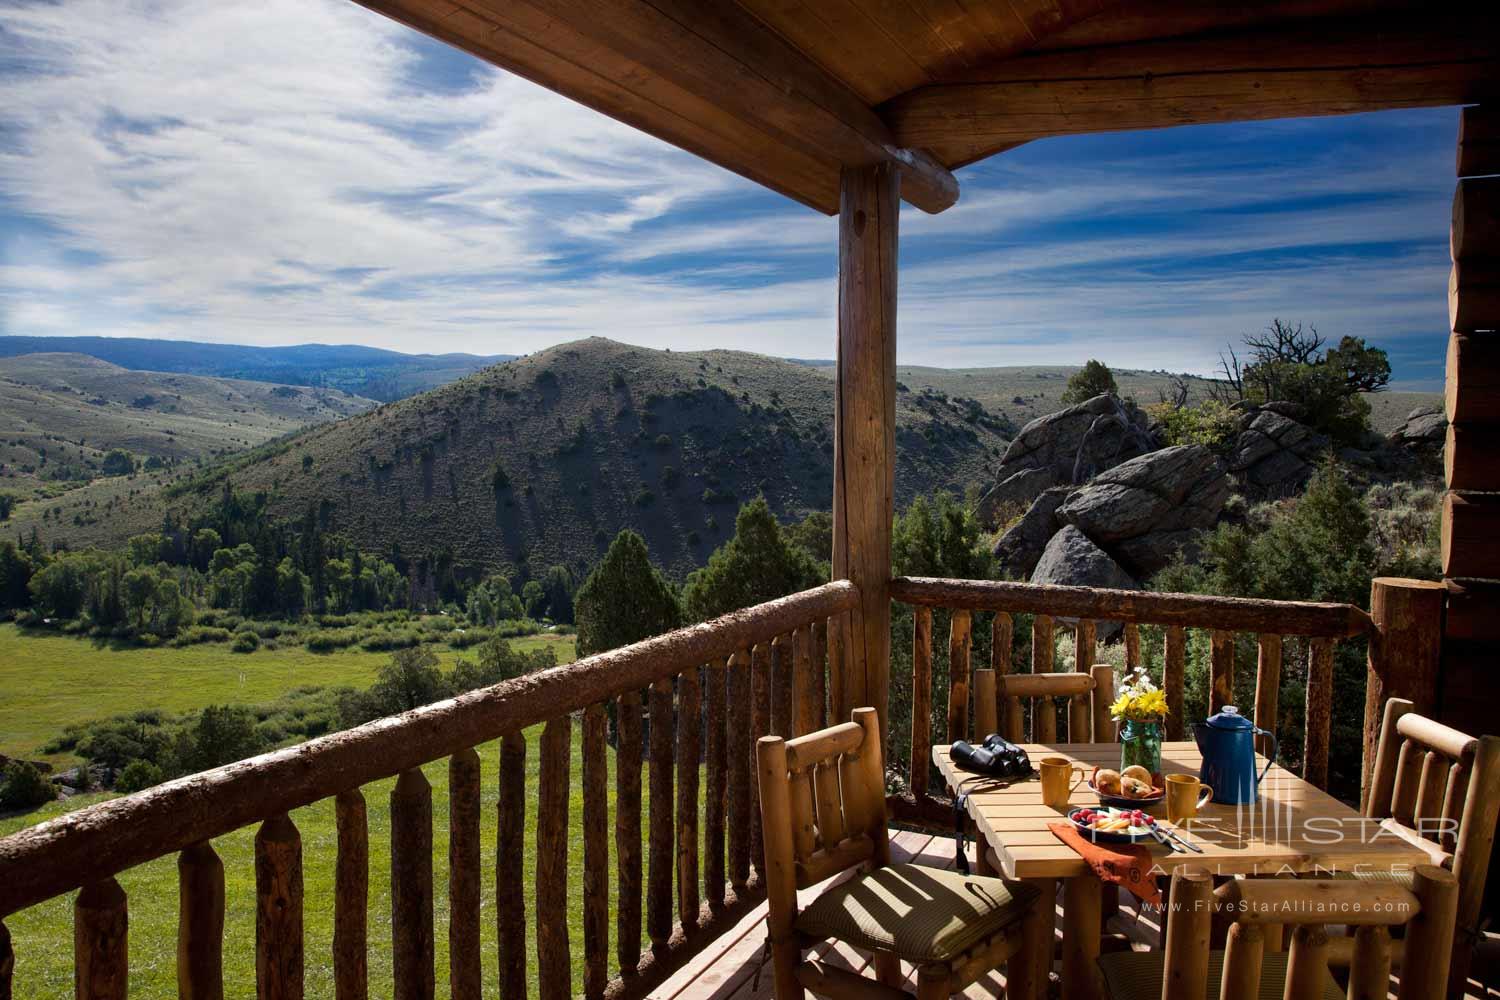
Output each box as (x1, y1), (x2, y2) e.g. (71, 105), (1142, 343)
(0, 0), (1456, 387)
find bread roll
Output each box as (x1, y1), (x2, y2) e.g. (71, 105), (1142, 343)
(1121, 765), (1152, 785)
(1095, 769), (1122, 794)
(1122, 777), (1154, 799)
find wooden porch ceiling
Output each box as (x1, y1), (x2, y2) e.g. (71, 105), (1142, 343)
(354, 0), (1499, 214)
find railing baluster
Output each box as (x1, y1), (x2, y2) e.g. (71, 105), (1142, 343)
(334, 789), (368, 1000)
(1071, 621), (1095, 742)
(178, 841), (224, 1000)
(1210, 630), (1235, 714)
(448, 749), (481, 1000)
(750, 642), (771, 875)
(1, 919), (12, 1000)
(1164, 626), (1186, 740)
(1032, 614), (1056, 743)
(705, 658), (728, 910)
(677, 666), (702, 931)
(1304, 637), (1334, 789)
(391, 770), (433, 1000)
(771, 634), (793, 737)
(498, 732), (528, 1000)
(974, 668), (997, 740)
(813, 757), (845, 847)
(1090, 665), (1114, 744)
(537, 717), (572, 1000)
(726, 650), (751, 892)
(647, 677), (675, 955)
(910, 605), (933, 798)
(582, 704), (610, 1000)
(811, 620), (829, 731)
(1440, 761), (1469, 853)
(1253, 634), (1282, 760)
(827, 614), (847, 723)
(255, 814), (303, 1000)
(1123, 622), (1140, 672)
(993, 612), (1020, 742)
(793, 627), (818, 736)
(948, 609), (972, 741)
(75, 877), (128, 1000)
(615, 693), (643, 972)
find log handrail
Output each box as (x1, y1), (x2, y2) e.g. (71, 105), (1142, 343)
(890, 577), (1372, 638)
(0, 580), (858, 918)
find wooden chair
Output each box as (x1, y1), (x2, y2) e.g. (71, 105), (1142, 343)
(1099, 865), (1460, 1000)
(996, 663), (1116, 745)
(757, 708), (1044, 1000)
(1344, 698), (1500, 995)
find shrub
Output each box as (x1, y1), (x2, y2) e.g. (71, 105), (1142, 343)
(231, 631), (260, 653)
(0, 761), (55, 809)
(172, 626), (234, 647)
(1060, 360), (1118, 405)
(1149, 399), (1241, 454)
(115, 759), (163, 794)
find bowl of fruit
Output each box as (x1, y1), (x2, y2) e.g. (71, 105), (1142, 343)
(1068, 806), (1158, 844)
(1088, 765), (1165, 809)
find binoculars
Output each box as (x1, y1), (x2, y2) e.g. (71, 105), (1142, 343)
(951, 733), (1033, 779)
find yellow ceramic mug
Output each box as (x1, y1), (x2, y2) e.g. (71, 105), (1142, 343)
(1166, 773), (1214, 824)
(1040, 756), (1087, 811)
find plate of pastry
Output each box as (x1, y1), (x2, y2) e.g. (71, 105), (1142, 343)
(1088, 765), (1165, 808)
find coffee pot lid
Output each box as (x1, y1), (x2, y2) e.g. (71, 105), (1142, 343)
(1205, 705), (1253, 730)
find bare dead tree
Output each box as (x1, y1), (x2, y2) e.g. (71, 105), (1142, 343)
(1155, 374), (1191, 409)
(1207, 345), (1245, 403)
(1243, 319), (1324, 366)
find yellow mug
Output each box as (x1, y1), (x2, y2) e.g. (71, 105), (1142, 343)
(1166, 773), (1213, 824)
(1040, 756), (1087, 811)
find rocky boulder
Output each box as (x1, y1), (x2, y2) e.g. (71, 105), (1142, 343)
(991, 486), (1073, 577)
(1226, 407), (1327, 494)
(1056, 444), (1232, 577)
(1391, 406), (1447, 446)
(1030, 526), (1138, 638)
(977, 394), (1155, 526)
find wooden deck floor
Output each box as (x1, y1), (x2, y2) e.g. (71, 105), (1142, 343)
(652, 828), (1500, 1000)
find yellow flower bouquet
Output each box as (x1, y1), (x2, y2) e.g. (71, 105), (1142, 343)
(1111, 666), (1169, 723)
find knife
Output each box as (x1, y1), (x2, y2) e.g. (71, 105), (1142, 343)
(1148, 824), (1178, 853)
(1161, 826), (1204, 853)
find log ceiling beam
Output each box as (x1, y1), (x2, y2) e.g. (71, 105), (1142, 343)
(352, 0), (960, 214)
(881, 13), (1500, 167)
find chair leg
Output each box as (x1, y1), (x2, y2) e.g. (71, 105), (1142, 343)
(916, 964), (950, 1000)
(1009, 878), (1054, 1000)
(874, 951), (902, 988)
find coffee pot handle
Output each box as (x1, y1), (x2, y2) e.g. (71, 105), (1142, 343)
(1254, 728), (1278, 784)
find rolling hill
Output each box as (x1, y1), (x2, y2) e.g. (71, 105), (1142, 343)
(0, 353), (376, 499)
(0, 336), (511, 401)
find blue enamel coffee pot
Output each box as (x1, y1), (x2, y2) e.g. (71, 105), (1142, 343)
(1192, 705), (1276, 805)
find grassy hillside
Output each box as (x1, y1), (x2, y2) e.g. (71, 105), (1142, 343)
(7, 338), (1016, 577)
(0, 353), (376, 500)
(0, 336), (511, 401)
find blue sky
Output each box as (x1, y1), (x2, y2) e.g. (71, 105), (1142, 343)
(0, 0), (1458, 389)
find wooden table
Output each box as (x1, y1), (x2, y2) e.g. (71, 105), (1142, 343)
(935, 741), (1434, 1000)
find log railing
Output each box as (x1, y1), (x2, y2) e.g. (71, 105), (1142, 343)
(889, 576), (1374, 809)
(0, 581), (858, 1000)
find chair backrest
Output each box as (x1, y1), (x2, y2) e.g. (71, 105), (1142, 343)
(1366, 698), (1500, 936)
(997, 664), (1114, 744)
(1160, 865), (1459, 1000)
(756, 708), (891, 935)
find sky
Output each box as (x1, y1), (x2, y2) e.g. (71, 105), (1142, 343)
(0, 0), (1460, 389)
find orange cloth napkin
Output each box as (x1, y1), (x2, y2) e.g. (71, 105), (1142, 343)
(1047, 822), (1162, 906)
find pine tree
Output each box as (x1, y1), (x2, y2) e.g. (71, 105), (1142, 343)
(575, 530), (680, 656)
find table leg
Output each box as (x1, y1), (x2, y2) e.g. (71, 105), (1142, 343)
(1062, 874), (1103, 1000)
(1010, 877), (1055, 1000)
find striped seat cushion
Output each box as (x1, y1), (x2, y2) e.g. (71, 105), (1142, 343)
(1098, 950), (1343, 1000)
(1332, 867), (1416, 890)
(794, 863), (1038, 964)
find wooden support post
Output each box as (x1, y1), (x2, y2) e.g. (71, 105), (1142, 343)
(1285, 926), (1330, 1000)
(255, 814), (303, 1000)
(1061, 875), (1102, 1000)
(1346, 925), (1392, 1000)
(910, 606), (933, 797)
(177, 841), (225, 1000)
(1458, 106), (1500, 178)
(1162, 869), (1212, 1000)
(831, 162), (898, 739)
(537, 717), (572, 1000)
(1253, 634), (1282, 760)
(1304, 638), (1334, 790)
(1163, 626), (1186, 741)
(449, 749), (481, 1000)
(582, 705), (610, 1000)
(498, 733), (528, 1000)
(391, 770), (433, 1000)
(677, 666), (702, 930)
(0, 920), (12, 1000)
(1220, 923), (1264, 1000)
(704, 658), (728, 910)
(647, 678), (674, 953)
(1090, 665), (1113, 745)
(948, 609), (972, 742)
(1363, 578), (1444, 809)
(725, 651), (751, 892)
(333, 790), (368, 1000)
(75, 878), (128, 1000)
